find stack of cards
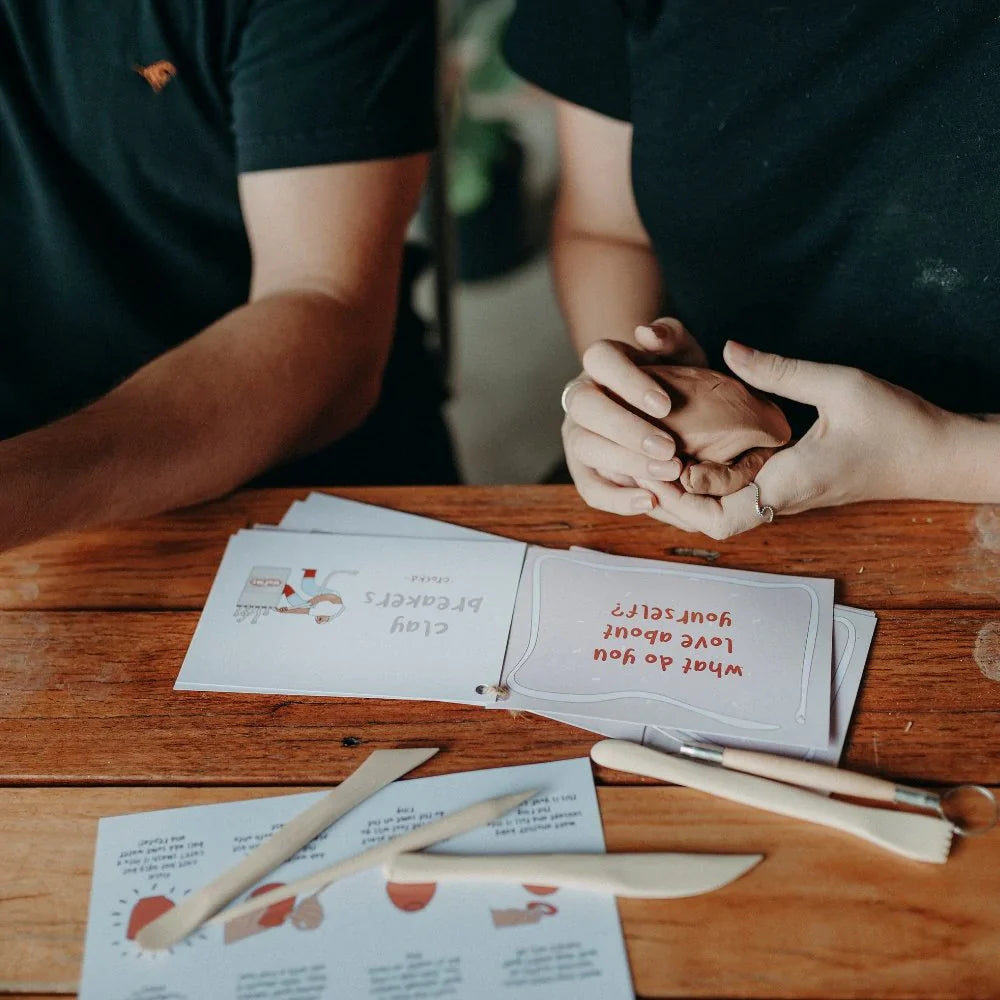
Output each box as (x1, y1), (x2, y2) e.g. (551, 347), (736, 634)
(176, 493), (876, 762)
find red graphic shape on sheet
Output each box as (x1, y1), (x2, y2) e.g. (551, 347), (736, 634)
(251, 882), (297, 927)
(386, 880), (437, 912)
(526, 901), (558, 915)
(126, 895), (175, 940)
(523, 884), (558, 896)
(224, 882), (297, 945)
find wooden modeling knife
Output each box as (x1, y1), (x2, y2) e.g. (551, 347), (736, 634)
(385, 850), (762, 898)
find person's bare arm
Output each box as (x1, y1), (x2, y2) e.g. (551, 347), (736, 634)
(0, 155), (426, 551)
(553, 101), (706, 511)
(551, 101), (663, 355)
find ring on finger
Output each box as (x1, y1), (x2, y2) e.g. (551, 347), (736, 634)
(751, 481), (776, 523)
(561, 377), (592, 414)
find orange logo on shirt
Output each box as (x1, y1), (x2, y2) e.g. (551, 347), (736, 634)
(133, 60), (177, 92)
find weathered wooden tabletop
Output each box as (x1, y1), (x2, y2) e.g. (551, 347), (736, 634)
(1, 486), (998, 998)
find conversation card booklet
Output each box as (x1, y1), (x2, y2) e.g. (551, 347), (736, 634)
(174, 529), (527, 703)
(181, 493), (871, 755)
(79, 758), (634, 1000)
(278, 495), (875, 761)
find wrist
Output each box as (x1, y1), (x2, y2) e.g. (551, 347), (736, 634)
(925, 411), (1000, 502)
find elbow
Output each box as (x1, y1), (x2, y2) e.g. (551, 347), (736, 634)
(342, 363), (385, 436)
(301, 352), (387, 454)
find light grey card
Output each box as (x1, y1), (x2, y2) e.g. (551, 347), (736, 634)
(493, 546), (835, 749)
(279, 492), (504, 541)
(544, 605), (876, 764)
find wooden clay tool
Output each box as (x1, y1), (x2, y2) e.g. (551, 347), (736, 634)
(385, 851), (763, 898)
(592, 740), (954, 864)
(207, 788), (538, 926)
(137, 747), (439, 950)
(678, 743), (999, 836)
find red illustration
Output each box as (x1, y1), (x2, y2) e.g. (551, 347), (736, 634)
(386, 880), (437, 912)
(126, 895), (175, 940)
(224, 882), (297, 945)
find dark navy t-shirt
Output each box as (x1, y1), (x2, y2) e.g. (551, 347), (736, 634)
(0, 1), (439, 464)
(505, 1), (1000, 425)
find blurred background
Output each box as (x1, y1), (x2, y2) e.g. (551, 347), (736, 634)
(414, 0), (579, 484)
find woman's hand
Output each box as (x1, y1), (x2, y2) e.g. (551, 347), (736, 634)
(636, 340), (964, 539)
(562, 318), (708, 514)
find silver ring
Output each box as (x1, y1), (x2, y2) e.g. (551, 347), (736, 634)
(560, 377), (589, 414)
(751, 481), (775, 523)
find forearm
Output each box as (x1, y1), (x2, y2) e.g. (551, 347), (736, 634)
(1, 290), (389, 549)
(929, 412), (1000, 502)
(551, 207), (663, 358)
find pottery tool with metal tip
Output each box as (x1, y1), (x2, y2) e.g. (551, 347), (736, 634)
(592, 740), (955, 864)
(678, 743), (998, 836)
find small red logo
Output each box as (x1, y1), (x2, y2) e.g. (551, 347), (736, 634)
(133, 60), (178, 93)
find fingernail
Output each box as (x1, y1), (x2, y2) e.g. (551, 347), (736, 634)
(648, 459), (679, 479)
(642, 434), (675, 459)
(725, 340), (754, 363)
(636, 323), (666, 341)
(644, 390), (670, 416)
(632, 493), (654, 512)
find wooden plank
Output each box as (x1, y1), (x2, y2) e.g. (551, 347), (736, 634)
(1, 610), (998, 787)
(0, 488), (996, 612)
(2, 786), (997, 998)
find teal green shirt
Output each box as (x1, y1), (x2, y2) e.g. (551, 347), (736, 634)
(0, 0), (436, 439)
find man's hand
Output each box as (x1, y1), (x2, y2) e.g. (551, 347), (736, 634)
(637, 340), (970, 539)
(561, 318), (707, 514)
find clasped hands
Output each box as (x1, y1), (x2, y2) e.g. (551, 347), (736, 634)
(562, 319), (959, 539)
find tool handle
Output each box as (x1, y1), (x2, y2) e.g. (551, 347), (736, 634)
(591, 740), (951, 863)
(385, 851), (762, 899)
(720, 749), (898, 802)
(207, 789), (536, 925)
(387, 852), (659, 896)
(594, 739), (861, 827)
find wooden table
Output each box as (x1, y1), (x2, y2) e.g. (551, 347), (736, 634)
(1, 486), (998, 998)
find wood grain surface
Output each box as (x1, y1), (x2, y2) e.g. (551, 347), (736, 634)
(2, 786), (998, 999)
(0, 610), (997, 787)
(0, 488), (996, 611)
(1, 487), (998, 999)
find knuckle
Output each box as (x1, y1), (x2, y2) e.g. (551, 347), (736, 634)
(767, 353), (797, 383)
(564, 384), (597, 422)
(575, 482), (601, 508)
(836, 366), (868, 400)
(704, 515), (734, 541)
(582, 339), (620, 374)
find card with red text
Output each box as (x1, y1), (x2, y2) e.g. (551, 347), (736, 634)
(542, 604), (875, 763)
(493, 546), (834, 748)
